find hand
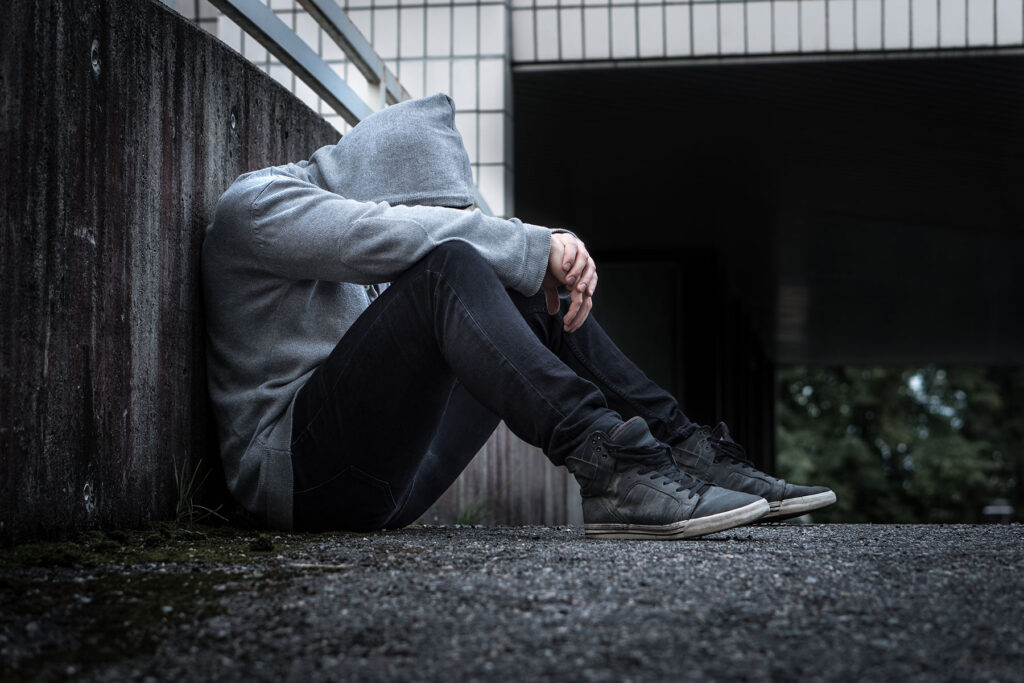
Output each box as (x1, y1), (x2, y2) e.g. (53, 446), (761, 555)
(542, 232), (598, 333)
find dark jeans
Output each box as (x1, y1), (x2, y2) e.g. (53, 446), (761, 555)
(290, 242), (694, 531)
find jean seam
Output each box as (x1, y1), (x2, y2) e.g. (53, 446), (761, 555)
(564, 333), (657, 425)
(427, 267), (569, 423)
(382, 469), (419, 528)
(293, 465), (353, 495)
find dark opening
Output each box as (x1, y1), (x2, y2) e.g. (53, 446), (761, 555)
(514, 54), (1024, 471)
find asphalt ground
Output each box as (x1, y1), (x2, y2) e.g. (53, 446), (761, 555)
(1, 523), (1022, 682)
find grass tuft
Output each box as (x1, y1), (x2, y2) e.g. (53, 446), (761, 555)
(173, 453), (227, 526)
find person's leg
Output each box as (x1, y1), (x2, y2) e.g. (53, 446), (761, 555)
(506, 290), (697, 446)
(383, 381), (497, 528)
(503, 291), (836, 518)
(290, 241), (621, 531)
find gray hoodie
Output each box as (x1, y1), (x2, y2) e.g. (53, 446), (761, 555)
(202, 94), (553, 529)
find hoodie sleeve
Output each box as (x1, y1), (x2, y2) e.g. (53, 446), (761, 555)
(230, 173), (552, 296)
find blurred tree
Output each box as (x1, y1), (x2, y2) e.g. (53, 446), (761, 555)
(776, 366), (1022, 522)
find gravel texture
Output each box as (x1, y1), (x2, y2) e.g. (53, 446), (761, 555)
(2, 524), (1022, 681)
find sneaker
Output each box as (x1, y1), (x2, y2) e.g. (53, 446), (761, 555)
(671, 422), (836, 521)
(566, 417), (769, 539)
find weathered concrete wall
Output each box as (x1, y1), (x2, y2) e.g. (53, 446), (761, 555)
(0, 0), (340, 544)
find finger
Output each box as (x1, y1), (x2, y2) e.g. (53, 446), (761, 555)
(576, 257), (596, 294)
(563, 288), (583, 329)
(569, 296), (593, 333)
(588, 271), (599, 297)
(565, 241), (588, 286)
(544, 282), (560, 316)
(560, 239), (579, 283)
(569, 295), (592, 333)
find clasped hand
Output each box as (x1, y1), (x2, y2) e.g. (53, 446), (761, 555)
(543, 232), (597, 333)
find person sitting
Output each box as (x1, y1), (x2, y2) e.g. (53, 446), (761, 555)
(201, 93), (835, 539)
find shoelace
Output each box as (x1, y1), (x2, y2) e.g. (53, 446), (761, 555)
(705, 431), (758, 472)
(609, 440), (710, 495)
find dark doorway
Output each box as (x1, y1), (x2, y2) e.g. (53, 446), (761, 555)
(513, 54), (1024, 469)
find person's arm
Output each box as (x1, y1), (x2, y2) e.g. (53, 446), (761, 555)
(222, 173), (552, 296)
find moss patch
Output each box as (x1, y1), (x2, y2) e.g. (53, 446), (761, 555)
(0, 567), (251, 680)
(0, 524), (325, 570)
(0, 523), (347, 679)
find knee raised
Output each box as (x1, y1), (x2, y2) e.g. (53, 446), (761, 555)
(429, 240), (480, 261)
(424, 240), (490, 277)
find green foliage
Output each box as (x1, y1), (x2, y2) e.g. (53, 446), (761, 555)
(173, 455), (228, 526)
(776, 365), (1023, 523)
(455, 497), (492, 526)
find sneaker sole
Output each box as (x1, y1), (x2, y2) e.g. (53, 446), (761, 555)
(762, 490), (837, 521)
(583, 499), (770, 540)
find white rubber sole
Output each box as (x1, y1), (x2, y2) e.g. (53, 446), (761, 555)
(762, 490), (837, 520)
(584, 498), (770, 540)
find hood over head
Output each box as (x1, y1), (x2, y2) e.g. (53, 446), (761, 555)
(309, 93), (475, 208)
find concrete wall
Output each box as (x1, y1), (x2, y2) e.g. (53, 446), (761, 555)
(0, 0), (340, 544)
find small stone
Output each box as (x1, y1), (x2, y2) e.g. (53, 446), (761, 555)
(248, 535), (275, 552)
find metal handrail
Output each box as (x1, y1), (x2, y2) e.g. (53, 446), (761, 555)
(210, 0), (377, 125)
(295, 0), (406, 109)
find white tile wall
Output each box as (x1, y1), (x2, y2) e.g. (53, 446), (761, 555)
(611, 6), (639, 57)
(664, 3), (691, 55)
(560, 8), (585, 59)
(912, 0), (940, 47)
(719, 2), (745, 53)
(478, 165), (506, 216)
(425, 58), (451, 93)
(802, 0), (828, 51)
(187, 0), (1024, 217)
(400, 7), (426, 56)
(512, 7), (536, 60)
(216, 13), (242, 52)
(374, 9), (400, 58)
(507, 0), (1023, 61)
(268, 63), (293, 89)
(399, 59), (425, 97)
(829, 0), (855, 51)
(480, 4), (508, 53)
(479, 58), (506, 108)
(997, 0), (1024, 42)
(885, 0), (912, 49)
(455, 111), (479, 160)
(968, 0), (997, 44)
(536, 9), (562, 60)
(692, 3), (718, 54)
(637, 5), (664, 57)
(295, 11), (320, 48)
(452, 5), (479, 55)
(294, 76), (320, 112)
(451, 58), (478, 106)
(426, 6), (452, 55)
(583, 6), (612, 57)
(774, 1), (801, 51)
(747, 2), (773, 53)
(857, 0), (884, 49)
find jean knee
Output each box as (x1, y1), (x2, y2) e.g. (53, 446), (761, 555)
(423, 241), (496, 283)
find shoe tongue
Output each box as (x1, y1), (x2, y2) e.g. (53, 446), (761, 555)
(711, 422), (731, 441)
(610, 417), (657, 448)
